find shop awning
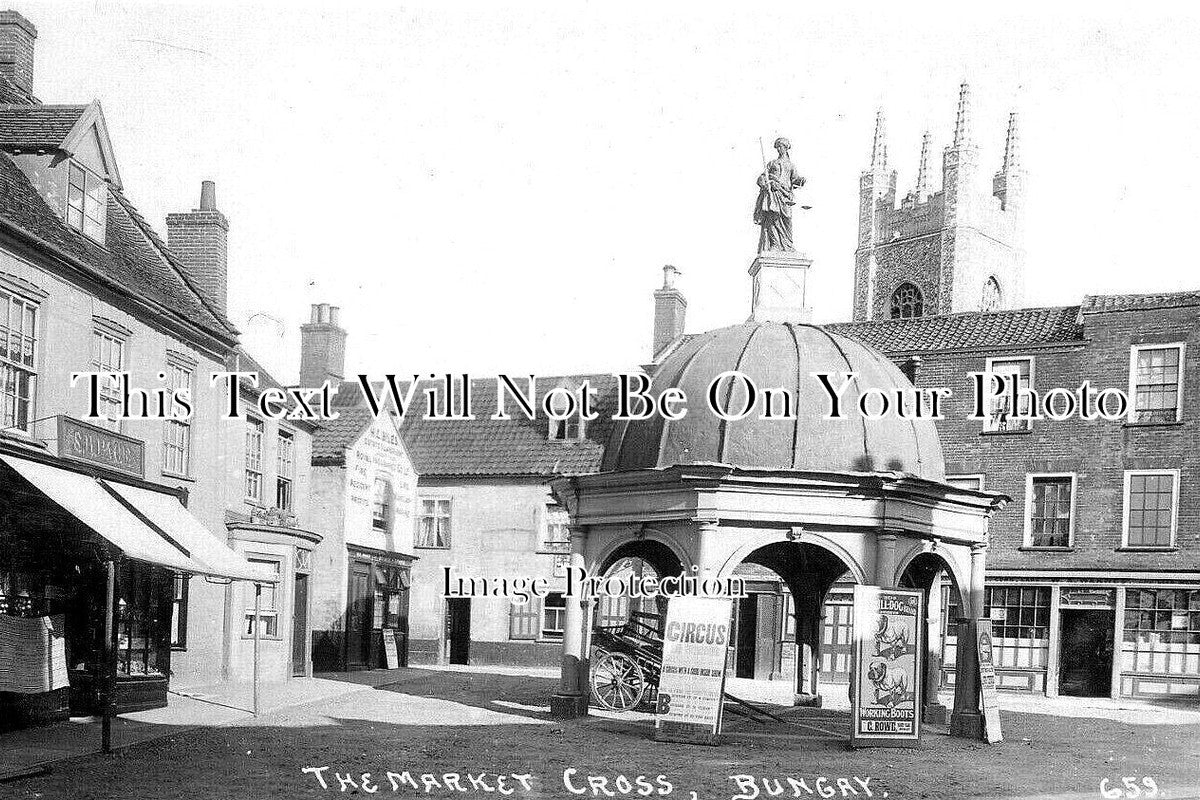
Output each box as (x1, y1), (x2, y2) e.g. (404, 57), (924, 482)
(104, 482), (275, 583)
(0, 454), (274, 583)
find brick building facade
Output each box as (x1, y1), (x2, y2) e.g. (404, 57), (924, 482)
(832, 85), (1199, 699)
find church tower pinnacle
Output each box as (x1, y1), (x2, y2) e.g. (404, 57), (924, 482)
(852, 84), (1025, 322)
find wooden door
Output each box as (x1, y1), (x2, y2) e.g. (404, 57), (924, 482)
(347, 564), (372, 668)
(292, 573), (309, 677)
(754, 593), (779, 679)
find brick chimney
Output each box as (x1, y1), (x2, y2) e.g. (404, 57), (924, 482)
(167, 181), (230, 318)
(299, 303), (347, 389)
(651, 265), (686, 358)
(0, 10), (36, 100)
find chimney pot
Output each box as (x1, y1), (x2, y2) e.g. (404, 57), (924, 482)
(199, 180), (217, 211)
(299, 302), (348, 389)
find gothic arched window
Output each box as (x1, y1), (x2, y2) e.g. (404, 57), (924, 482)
(889, 282), (924, 320)
(981, 276), (1003, 312)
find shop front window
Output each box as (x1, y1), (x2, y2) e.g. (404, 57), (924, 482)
(116, 563), (166, 677)
(170, 574), (189, 649)
(375, 564), (409, 630)
(1122, 589), (1200, 677)
(984, 586), (1051, 670)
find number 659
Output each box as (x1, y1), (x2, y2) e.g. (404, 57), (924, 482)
(1099, 777), (1159, 799)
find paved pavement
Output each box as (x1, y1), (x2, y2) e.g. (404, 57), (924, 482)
(0, 674), (377, 782)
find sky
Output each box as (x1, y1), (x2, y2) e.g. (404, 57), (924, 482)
(19, 1), (1200, 380)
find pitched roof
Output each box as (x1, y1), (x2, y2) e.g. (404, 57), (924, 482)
(401, 375), (618, 477)
(312, 406), (378, 462)
(825, 305), (1084, 354)
(0, 104), (88, 150)
(0, 152), (237, 347)
(318, 375), (619, 477)
(1082, 291), (1200, 314)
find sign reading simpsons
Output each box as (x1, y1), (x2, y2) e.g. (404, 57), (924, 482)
(851, 586), (924, 748)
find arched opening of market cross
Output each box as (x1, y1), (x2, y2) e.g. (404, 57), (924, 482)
(897, 549), (970, 724)
(724, 541), (858, 706)
(584, 535), (866, 713)
(587, 538), (684, 713)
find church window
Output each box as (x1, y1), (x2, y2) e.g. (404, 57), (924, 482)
(981, 277), (1002, 312)
(889, 283), (924, 320)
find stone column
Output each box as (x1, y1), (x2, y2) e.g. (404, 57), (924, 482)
(693, 520), (720, 577)
(874, 533), (898, 587)
(550, 525), (590, 718)
(950, 542), (988, 739)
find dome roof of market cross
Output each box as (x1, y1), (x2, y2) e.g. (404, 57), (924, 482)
(602, 322), (945, 481)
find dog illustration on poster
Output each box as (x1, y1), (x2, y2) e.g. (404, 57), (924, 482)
(867, 660), (913, 707)
(873, 613), (914, 660)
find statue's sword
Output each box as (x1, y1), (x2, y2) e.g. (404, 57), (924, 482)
(758, 137), (781, 212)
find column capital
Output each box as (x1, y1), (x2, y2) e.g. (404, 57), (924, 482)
(970, 541), (989, 556)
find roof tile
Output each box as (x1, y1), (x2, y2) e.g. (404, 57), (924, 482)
(318, 375), (619, 476)
(825, 305), (1084, 353)
(0, 152), (236, 344)
(0, 105), (88, 150)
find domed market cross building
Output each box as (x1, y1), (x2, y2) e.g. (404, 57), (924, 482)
(550, 237), (1009, 739)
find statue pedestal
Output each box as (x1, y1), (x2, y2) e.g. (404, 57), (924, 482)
(749, 251), (812, 324)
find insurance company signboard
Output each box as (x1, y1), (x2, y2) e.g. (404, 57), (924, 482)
(851, 585), (924, 748)
(652, 596), (732, 745)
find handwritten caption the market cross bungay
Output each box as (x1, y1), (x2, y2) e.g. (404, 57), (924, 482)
(298, 768), (885, 800)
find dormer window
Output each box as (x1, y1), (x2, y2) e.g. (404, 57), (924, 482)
(67, 162), (106, 242)
(547, 382), (585, 441)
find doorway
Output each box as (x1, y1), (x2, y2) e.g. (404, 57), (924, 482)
(446, 598), (471, 665)
(734, 595), (758, 678)
(1059, 610), (1113, 697)
(292, 573), (309, 677)
(347, 563), (372, 669)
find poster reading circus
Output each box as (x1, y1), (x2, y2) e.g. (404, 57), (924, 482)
(851, 586), (924, 748)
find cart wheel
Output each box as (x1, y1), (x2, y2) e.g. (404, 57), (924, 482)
(590, 651), (647, 712)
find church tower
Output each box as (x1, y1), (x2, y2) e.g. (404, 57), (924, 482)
(852, 84), (1025, 322)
